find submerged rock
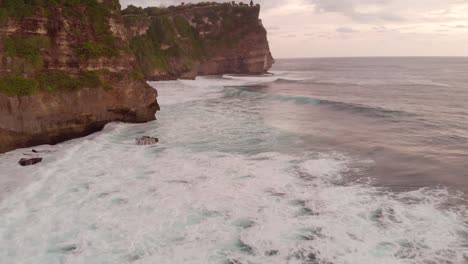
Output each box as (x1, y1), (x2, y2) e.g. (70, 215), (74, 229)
(18, 158), (43, 166)
(265, 250), (279, 256)
(32, 149), (52, 154)
(136, 136), (159, 145)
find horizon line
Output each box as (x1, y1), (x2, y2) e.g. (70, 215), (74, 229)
(274, 55), (468, 59)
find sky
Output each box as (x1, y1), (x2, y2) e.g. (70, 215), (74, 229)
(121, 0), (468, 58)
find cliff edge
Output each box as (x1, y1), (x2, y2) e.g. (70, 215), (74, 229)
(0, 0), (159, 153)
(123, 2), (274, 80)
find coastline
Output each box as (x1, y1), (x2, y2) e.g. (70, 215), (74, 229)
(0, 1), (273, 154)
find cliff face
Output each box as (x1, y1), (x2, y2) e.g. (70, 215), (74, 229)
(0, 0), (159, 153)
(123, 3), (274, 80)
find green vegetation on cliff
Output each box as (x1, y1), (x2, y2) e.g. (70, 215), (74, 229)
(0, 0), (122, 59)
(77, 40), (120, 59)
(3, 36), (50, 71)
(0, 71), (114, 96)
(123, 2), (262, 78)
(0, 0), (119, 24)
(0, 0), (126, 96)
(0, 76), (39, 96)
(126, 15), (205, 75)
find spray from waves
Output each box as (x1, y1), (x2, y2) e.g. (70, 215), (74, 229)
(149, 74), (300, 106)
(223, 72), (312, 85)
(0, 144), (466, 264)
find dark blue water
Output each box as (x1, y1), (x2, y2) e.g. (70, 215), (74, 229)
(265, 57), (468, 194)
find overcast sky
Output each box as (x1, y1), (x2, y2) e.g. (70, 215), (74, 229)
(122, 0), (468, 58)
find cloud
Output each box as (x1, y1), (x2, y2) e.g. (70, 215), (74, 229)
(440, 24), (468, 29)
(336, 26), (358, 33)
(308, 0), (404, 22)
(121, 0), (468, 57)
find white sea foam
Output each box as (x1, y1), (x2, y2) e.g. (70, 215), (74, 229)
(0, 76), (467, 264)
(224, 72), (311, 84)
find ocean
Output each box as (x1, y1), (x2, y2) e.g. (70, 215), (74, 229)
(0, 57), (467, 263)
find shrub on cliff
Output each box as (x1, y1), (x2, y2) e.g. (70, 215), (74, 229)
(129, 15), (205, 76)
(0, 76), (39, 96)
(36, 72), (81, 92)
(143, 7), (170, 16)
(37, 71), (105, 91)
(1, 0), (122, 60)
(3, 36), (51, 72)
(0, 71), (113, 96)
(122, 4), (145, 15)
(76, 41), (120, 59)
(3, 36), (50, 57)
(0, 0), (36, 24)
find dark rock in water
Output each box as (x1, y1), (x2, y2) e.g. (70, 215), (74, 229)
(235, 239), (254, 255)
(47, 244), (78, 254)
(60, 244), (77, 253)
(18, 158), (43, 166)
(32, 149), (52, 154)
(127, 253), (142, 262)
(265, 250), (279, 256)
(234, 218), (256, 229)
(299, 207), (319, 216)
(290, 250), (318, 264)
(225, 259), (242, 264)
(136, 136), (159, 145)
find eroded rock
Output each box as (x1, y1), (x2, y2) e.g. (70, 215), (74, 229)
(136, 136), (159, 145)
(18, 158), (43, 166)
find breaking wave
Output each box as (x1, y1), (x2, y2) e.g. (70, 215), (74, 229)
(0, 73), (466, 264)
(221, 86), (414, 119)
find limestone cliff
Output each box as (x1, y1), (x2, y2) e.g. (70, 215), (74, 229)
(123, 3), (274, 80)
(0, 0), (159, 153)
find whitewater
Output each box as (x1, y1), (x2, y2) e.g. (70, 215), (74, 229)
(1, 60), (468, 264)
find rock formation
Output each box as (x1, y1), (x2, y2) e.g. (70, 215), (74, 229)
(0, 1), (274, 153)
(135, 136), (159, 145)
(18, 157), (42, 166)
(123, 2), (274, 80)
(0, 0), (159, 153)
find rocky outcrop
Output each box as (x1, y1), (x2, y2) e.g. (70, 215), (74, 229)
(135, 136), (159, 145)
(123, 3), (274, 80)
(0, 0), (159, 153)
(18, 157), (42, 166)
